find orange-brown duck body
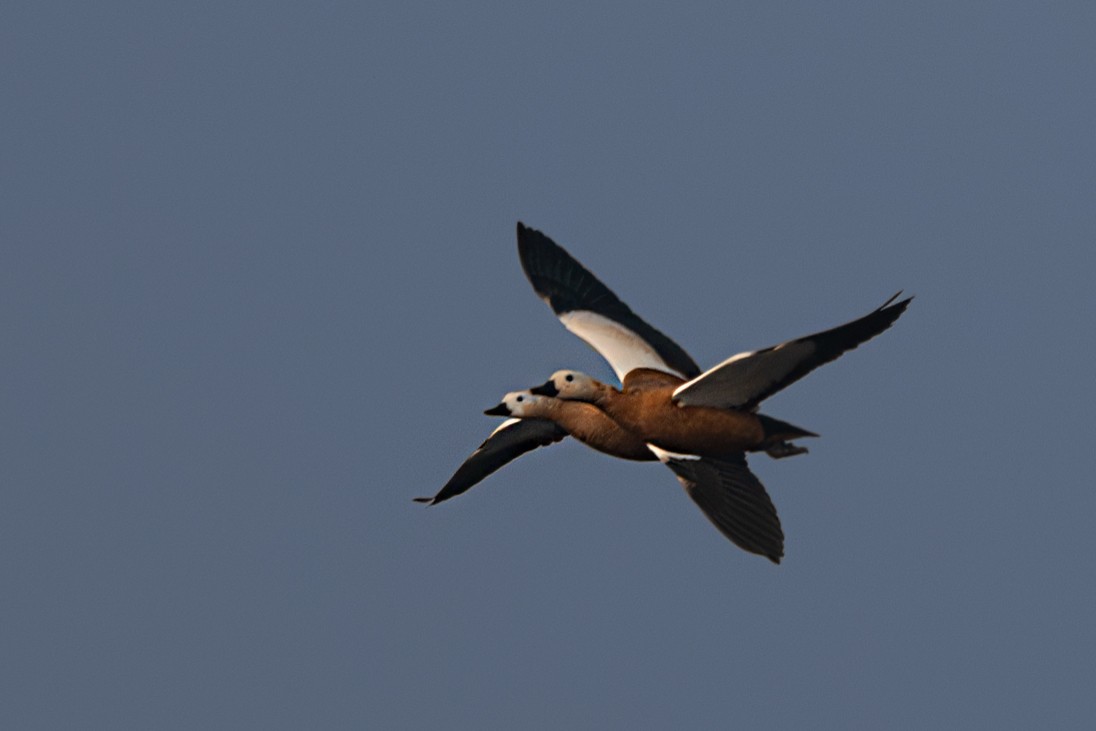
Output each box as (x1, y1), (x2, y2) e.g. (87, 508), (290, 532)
(485, 391), (655, 462)
(533, 368), (814, 458)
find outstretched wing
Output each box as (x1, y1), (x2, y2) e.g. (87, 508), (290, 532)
(652, 447), (784, 564)
(672, 293), (912, 410)
(517, 222), (700, 381)
(414, 418), (568, 505)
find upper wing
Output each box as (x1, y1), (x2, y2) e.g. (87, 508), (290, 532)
(414, 418), (568, 505)
(672, 293), (912, 410)
(517, 222), (701, 381)
(653, 448), (784, 564)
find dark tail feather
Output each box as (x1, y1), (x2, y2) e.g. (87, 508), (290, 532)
(757, 414), (818, 441)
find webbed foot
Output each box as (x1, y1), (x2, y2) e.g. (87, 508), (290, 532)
(765, 441), (809, 459)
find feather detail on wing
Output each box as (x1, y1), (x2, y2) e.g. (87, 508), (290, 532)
(655, 449), (784, 564)
(517, 222), (700, 380)
(672, 293), (912, 409)
(414, 418), (568, 505)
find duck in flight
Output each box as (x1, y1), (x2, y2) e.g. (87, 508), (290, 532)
(416, 223), (910, 562)
(526, 293), (910, 457)
(486, 390), (786, 562)
(415, 388), (788, 562)
(519, 222), (911, 457)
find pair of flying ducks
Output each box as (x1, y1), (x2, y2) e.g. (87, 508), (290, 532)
(416, 223), (910, 563)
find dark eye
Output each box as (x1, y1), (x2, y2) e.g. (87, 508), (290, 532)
(565, 374), (574, 382)
(516, 395), (524, 402)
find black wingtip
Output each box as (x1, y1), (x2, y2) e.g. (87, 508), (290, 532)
(876, 291), (913, 329)
(880, 290), (915, 310)
(515, 221), (539, 248)
(412, 497), (434, 505)
(514, 224), (703, 379)
(515, 222), (554, 267)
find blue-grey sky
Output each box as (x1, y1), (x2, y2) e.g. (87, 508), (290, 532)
(3, 3), (1094, 729)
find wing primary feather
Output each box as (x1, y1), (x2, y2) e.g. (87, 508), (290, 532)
(673, 293), (912, 409)
(662, 454), (784, 563)
(517, 222), (701, 379)
(414, 418), (568, 505)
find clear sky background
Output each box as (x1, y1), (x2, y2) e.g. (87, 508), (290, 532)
(3, 3), (1094, 729)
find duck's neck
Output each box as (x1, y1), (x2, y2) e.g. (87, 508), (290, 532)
(588, 381), (619, 408)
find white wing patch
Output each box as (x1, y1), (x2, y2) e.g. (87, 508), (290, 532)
(672, 341), (817, 408)
(560, 310), (687, 381)
(486, 418), (524, 438)
(646, 444), (701, 464)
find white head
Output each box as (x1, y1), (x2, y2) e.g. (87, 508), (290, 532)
(483, 390), (550, 418)
(529, 370), (602, 401)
